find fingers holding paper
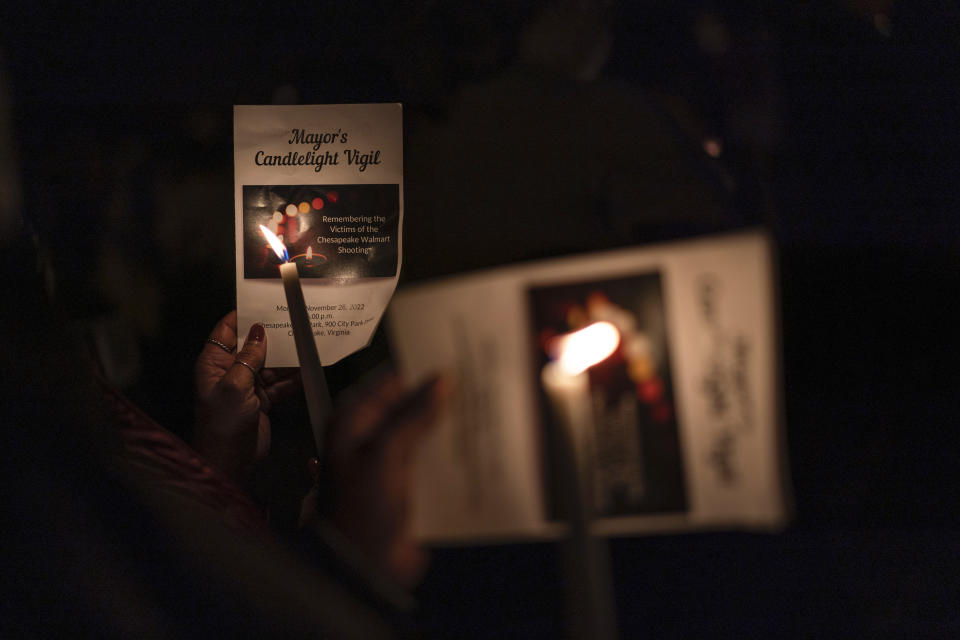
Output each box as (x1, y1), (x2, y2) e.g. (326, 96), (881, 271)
(194, 311), (299, 481)
(326, 372), (450, 587)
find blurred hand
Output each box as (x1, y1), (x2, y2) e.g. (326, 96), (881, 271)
(194, 311), (299, 481)
(301, 372), (449, 588)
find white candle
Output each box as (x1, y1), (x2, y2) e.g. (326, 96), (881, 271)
(541, 321), (621, 484)
(261, 225), (332, 457)
(541, 362), (594, 480)
(540, 321), (620, 640)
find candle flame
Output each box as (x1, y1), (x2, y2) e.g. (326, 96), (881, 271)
(306, 246), (313, 260)
(259, 224), (289, 262)
(554, 321), (620, 375)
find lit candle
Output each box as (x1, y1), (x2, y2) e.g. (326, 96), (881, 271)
(541, 321), (621, 640)
(541, 321), (620, 469)
(260, 224), (333, 457)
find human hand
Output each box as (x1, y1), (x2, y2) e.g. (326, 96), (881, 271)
(194, 311), (299, 482)
(301, 372), (449, 588)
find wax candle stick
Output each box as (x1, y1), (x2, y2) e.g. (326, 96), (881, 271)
(541, 321), (620, 640)
(261, 225), (332, 457)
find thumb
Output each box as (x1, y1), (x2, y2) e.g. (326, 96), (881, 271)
(223, 323), (267, 390)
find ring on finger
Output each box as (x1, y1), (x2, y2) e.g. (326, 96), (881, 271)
(235, 358), (265, 387)
(206, 337), (236, 353)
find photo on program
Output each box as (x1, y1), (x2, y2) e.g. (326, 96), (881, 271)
(528, 271), (688, 519)
(242, 184), (399, 279)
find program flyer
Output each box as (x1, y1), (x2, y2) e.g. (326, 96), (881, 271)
(234, 104), (403, 367)
(388, 231), (790, 542)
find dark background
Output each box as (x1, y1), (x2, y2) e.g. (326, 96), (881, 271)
(2, 1), (959, 637)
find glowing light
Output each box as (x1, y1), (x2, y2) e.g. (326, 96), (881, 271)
(637, 378), (664, 403)
(272, 211), (284, 223)
(312, 197), (324, 210)
(703, 138), (723, 158)
(627, 356), (655, 383)
(326, 191), (338, 203)
(553, 321), (620, 375)
(624, 334), (652, 360)
(285, 203), (298, 217)
(298, 201), (311, 214)
(259, 224), (289, 262)
(306, 246), (313, 264)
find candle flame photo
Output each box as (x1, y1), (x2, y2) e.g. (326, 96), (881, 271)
(554, 321), (620, 375)
(243, 184), (399, 279)
(529, 273), (686, 517)
(259, 224), (289, 262)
